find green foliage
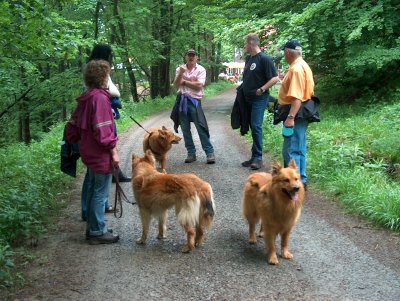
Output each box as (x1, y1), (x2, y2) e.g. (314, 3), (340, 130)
(263, 89), (400, 231)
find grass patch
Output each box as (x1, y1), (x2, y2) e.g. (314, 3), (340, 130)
(0, 81), (233, 289)
(260, 88), (400, 231)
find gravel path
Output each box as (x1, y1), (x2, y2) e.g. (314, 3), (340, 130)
(9, 88), (400, 301)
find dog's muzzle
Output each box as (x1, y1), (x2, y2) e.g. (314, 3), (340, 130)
(282, 186), (300, 202)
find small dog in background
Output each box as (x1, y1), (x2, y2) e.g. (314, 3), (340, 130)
(143, 126), (181, 173)
(242, 160), (305, 265)
(131, 150), (215, 253)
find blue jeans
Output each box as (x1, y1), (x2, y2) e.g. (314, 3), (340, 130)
(179, 100), (214, 156)
(282, 118), (309, 184)
(81, 170), (110, 221)
(86, 168), (112, 236)
(247, 96), (268, 161)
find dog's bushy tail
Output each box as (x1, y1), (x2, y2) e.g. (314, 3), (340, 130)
(200, 184), (215, 229)
(177, 195), (200, 227)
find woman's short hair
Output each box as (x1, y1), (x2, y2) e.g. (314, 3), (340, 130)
(84, 60), (110, 88)
(244, 33), (260, 46)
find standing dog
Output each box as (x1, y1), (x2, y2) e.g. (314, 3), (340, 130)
(143, 126), (181, 173)
(132, 150), (215, 253)
(242, 160), (305, 264)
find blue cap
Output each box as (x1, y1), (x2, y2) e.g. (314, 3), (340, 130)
(281, 40), (302, 50)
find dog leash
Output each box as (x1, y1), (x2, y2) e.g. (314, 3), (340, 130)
(130, 116), (151, 134)
(129, 115), (161, 155)
(112, 166), (136, 218)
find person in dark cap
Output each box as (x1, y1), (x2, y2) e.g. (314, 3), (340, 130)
(172, 48), (216, 164)
(278, 39), (315, 190)
(241, 33), (279, 170)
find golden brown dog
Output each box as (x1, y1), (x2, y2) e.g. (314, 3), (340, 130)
(143, 126), (181, 173)
(242, 160), (305, 265)
(132, 150), (215, 253)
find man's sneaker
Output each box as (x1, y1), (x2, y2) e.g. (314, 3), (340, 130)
(86, 229), (113, 240)
(87, 232), (119, 244)
(206, 154), (216, 164)
(184, 154), (197, 163)
(241, 159), (253, 167)
(250, 160), (262, 170)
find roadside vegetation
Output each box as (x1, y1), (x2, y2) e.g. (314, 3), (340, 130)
(262, 87), (400, 231)
(0, 81), (232, 289)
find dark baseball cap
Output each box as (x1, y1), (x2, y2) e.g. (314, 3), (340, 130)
(280, 40), (302, 50)
(186, 49), (197, 55)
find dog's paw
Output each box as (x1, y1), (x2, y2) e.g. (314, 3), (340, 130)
(268, 253), (279, 265)
(248, 234), (257, 244)
(258, 231), (264, 238)
(136, 238), (146, 245)
(282, 250), (293, 260)
(157, 234), (166, 239)
(181, 245), (193, 253)
(195, 236), (205, 246)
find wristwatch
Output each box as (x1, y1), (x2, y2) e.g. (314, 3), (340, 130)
(287, 114), (295, 119)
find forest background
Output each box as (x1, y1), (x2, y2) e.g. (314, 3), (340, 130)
(0, 0), (399, 288)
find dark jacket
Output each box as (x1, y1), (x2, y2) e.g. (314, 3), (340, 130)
(170, 92), (210, 137)
(231, 85), (250, 136)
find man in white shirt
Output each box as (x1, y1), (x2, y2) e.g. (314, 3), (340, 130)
(173, 49), (215, 164)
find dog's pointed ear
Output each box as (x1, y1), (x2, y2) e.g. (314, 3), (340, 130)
(162, 125), (167, 130)
(144, 149), (153, 159)
(158, 129), (166, 139)
(132, 153), (137, 161)
(272, 160), (282, 175)
(133, 175), (145, 189)
(259, 184), (269, 195)
(288, 159), (298, 171)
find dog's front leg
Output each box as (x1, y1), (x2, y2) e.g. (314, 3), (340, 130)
(157, 211), (168, 239)
(281, 231), (293, 260)
(136, 209), (151, 244)
(264, 230), (279, 265)
(182, 224), (195, 253)
(160, 157), (167, 174)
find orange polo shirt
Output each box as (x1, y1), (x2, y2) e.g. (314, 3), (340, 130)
(278, 57), (314, 105)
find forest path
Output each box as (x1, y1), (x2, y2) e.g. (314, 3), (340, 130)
(11, 88), (400, 301)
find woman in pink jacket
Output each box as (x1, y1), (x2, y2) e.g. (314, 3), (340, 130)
(67, 60), (120, 244)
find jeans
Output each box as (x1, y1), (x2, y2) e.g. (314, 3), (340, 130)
(81, 169), (110, 221)
(247, 96), (268, 161)
(179, 100), (214, 156)
(86, 168), (112, 236)
(282, 118), (309, 184)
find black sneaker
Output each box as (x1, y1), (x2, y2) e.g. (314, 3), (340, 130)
(88, 232), (119, 245)
(86, 229), (113, 240)
(250, 160), (262, 170)
(184, 154), (197, 163)
(241, 159), (253, 167)
(206, 154), (216, 164)
(112, 170), (131, 183)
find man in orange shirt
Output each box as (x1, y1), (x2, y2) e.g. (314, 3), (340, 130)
(278, 40), (315, 189)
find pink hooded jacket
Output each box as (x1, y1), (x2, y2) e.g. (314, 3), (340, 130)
(66, 88), (117, 174)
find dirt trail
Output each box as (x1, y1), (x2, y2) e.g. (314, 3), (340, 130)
(8, 88), (400, 301)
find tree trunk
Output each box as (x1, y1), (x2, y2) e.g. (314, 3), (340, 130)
(112, 0), (139, 102)
(150, 0), (173, 99)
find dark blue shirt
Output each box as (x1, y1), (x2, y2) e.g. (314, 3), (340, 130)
(242, 52), (277, 101)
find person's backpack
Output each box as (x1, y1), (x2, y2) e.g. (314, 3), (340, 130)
(60, 124), (80, 177)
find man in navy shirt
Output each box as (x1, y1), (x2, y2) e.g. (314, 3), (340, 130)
(241, 33), (279, 170)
